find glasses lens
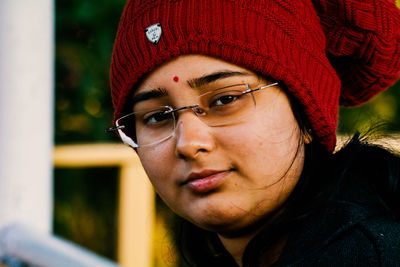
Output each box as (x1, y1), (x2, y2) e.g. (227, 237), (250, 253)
(196, 84), (255, 126)
(118, 106), (175, 147)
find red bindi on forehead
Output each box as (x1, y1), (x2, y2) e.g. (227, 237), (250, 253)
(173, 76), (179, 82)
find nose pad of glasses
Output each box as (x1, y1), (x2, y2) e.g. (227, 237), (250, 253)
(174, 107), (209, 133)
(192, 106), (206, 116)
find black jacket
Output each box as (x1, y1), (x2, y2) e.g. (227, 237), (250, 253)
(273, 182), (400, 266)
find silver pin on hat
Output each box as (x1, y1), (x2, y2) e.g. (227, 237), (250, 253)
(145, 23), (162, 44)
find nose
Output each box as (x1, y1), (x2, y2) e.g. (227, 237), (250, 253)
(174, 111), (216, 159)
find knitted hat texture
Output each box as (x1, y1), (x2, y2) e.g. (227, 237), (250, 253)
(110, 0), (400, 152)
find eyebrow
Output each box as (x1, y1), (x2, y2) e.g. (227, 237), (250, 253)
(131, 87), (167, 109)
(187, 70), (250, 88)
(131, 70), (250, 109)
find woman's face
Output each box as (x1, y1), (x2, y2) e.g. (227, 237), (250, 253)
(134, 55), (305, 236)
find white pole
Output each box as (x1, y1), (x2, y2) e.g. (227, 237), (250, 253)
(0, 0), (54, 233)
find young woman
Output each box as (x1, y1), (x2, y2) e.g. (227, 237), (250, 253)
(108, 0), (400, 266)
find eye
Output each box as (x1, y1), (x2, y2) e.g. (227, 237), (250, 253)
(142, 110), (173, 126)
(209, 92), (242, 108)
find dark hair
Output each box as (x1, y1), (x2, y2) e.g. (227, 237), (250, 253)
(170, 85), (400, 266)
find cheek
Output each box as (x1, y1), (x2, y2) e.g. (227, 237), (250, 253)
(137, 144), (175, 193)
(218, 98), (301, 177)
(251, 96), (299, 153)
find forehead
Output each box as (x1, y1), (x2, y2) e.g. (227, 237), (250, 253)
(135, 55), (255, 94)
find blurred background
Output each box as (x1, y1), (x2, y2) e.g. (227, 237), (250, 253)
(1, 0), (399, 267)
(54, 0), (122, 259)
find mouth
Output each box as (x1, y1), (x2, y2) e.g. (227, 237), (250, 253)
(182, 169), (232, 194)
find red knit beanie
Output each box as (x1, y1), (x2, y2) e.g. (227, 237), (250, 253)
(110, 0), (400, 152)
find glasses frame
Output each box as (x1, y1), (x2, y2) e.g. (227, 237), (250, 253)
(107, 81), (279, 148)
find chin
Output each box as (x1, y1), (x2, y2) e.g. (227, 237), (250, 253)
(191, 216), (243, 233)
(178, 196), (279, 236)
(192, 214), (268, 238)
(182, 203), (255, 233)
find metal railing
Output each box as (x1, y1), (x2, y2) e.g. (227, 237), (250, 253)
(0, 223), (120, 267)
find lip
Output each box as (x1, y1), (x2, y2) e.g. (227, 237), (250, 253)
(182, 170), (231, 194)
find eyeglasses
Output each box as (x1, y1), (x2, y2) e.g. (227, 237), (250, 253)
(107, 81), (279, 148)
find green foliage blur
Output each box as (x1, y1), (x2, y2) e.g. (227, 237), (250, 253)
(56, 0), (125, 144)
(339, 80), (400, 135)
(54, 0), (400, 264)
(54, 0), (125, 262)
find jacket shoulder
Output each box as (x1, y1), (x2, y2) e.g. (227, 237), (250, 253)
(358, 216), (400, 266)
(315, 215), (400, 266)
